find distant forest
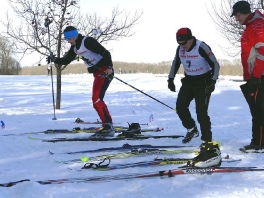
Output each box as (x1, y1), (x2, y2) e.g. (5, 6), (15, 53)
(20, 59), (243, 76)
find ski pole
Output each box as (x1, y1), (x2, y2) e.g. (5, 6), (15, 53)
(44, 13), (57, 120)
(94, 65), (176, 111)
(113, 75), (176, 111)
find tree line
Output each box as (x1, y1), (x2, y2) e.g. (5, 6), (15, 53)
(20, 59), (243, 76)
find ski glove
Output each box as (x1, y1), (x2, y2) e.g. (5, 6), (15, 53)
(87, 66), (96, 73)
(46, 53), (56, 64)
(249, 76), (261, 94)
(205, 79), (216, 94)
(167, 78), (176, 92)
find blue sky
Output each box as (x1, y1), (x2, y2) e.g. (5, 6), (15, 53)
(1, 0), (234, 66)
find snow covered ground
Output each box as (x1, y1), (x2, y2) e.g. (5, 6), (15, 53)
(0, 73), (264, 198)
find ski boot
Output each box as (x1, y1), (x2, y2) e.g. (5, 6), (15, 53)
(90, 123), (115, 138)
(182, 125), (199, 144)
(187, 141), (222, 168)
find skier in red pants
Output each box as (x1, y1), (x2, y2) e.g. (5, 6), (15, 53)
(47, 26), (114, 137)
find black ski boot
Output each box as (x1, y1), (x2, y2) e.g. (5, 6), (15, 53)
(187, 141), (222, 168)
(182, 125), (199, 144)
(118, 123), (141, 137)
(75, 118), (84, 123)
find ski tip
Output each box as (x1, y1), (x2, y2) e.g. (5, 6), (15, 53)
(49, 151), (54, 155)
(0, 179), (30, 187)
(28, 136), (39, 140)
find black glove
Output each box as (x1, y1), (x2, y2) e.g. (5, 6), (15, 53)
(205, 79), (216, 93)
(167, 78), (176, 92)
(249, 76), (261, 94)
(87, 66), (96, 73)
(46, 53), (56, 64)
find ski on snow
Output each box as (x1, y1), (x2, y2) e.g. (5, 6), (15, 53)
(28, 134), (184, 142)
(239, 147), (264, 153)
(74, 155), (242, 171)
(53, 148), (197, 164)
(49, 143), (194, 155)
(1, 166), (263, 187)
(1, 125), (163, 136)
(43, 126), (163, 134)
(0, 179), (30, 187)
(30, 166), (264, 184)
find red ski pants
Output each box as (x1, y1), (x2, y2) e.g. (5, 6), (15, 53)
(92, 66), (113, 125)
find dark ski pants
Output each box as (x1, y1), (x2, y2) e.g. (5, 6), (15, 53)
(176, 77), (212, 142)
(240, 79), (264, 147)
(92, 66), (113, 125)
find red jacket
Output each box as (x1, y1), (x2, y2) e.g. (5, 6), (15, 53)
(241, 10), (264, 80)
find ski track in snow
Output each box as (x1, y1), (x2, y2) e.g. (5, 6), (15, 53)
(0, 74), (264, 198)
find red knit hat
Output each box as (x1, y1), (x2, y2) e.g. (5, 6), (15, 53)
(176, 28), (192, 42)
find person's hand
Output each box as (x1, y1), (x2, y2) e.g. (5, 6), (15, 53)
(249, 76), (261, 94)
(206, 79), (216, 93)
(46, 53), (56, 64)
(167, 78), (176, 92)
(105, 68), (113, 75)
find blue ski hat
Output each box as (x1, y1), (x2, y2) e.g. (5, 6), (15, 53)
(63, 26), (78, 40)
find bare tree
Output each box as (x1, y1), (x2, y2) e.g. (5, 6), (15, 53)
(0, 37), (21, 75)
(1, 0), (142, 109)
(208, 0), (263, 57)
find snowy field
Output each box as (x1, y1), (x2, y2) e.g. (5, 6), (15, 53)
(0, 73), (264, 198)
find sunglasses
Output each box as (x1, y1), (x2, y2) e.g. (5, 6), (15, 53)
(178, 40), (188, 45)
